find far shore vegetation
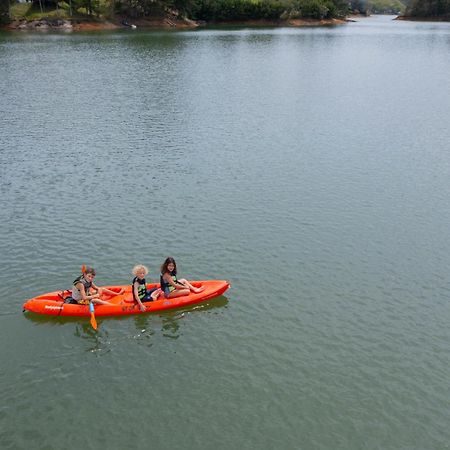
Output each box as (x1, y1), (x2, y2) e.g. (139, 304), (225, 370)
(0, 0), (349, 26)
(1, 0), (449, 27)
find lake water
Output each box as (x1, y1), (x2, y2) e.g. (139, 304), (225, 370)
(1, 14), (450, 450)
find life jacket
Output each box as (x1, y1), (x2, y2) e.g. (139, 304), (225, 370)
(160, 271), (177, 293)
(132, 276), (147, 301)
(72, 275), (92, 303)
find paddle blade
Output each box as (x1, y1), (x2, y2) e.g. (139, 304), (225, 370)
(89, 302), (98, 330)
(90, 312), (98, 330)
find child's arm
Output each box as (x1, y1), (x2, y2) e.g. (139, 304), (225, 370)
(133, 282), (146, 312)
(165, 274), (183, 290)
(77, 282), (100, 302)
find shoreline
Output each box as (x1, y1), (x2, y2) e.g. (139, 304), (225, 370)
(395, 15), (450, 22)
(1, 16), (347, 32)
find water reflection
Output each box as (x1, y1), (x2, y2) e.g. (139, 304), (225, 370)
(161, 312), (182, 339)
(74, 322), (112, 355)
(133, 295), (229, 340)
(23, 311), (82, 327)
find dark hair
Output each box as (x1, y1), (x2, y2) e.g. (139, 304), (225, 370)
(81, 265), (96, 276)
(160, 257), (177, 275)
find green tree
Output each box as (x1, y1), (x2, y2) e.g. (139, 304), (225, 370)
(330, 0), (348, 16)
(0, 0), (11, 23)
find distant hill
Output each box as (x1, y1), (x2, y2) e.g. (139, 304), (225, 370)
(371, 0), (406, 14)
(405, 0), (450, 18)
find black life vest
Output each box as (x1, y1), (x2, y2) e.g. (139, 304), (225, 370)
(73, 275), (92, 295)
(132, 276), (147, 301)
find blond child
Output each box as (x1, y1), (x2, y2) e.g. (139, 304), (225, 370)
(132, 264), (162, 312)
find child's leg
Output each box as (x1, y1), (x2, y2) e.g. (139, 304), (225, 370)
(100, 287), (124, 296)
(178, 279), (204, 293)
(167, 288), (190, 298)
(151, 289), (162, 301)
(92, 298), (114, 306)
(143, 288), (158, 302)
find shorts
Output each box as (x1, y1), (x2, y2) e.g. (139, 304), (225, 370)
(63, 297), (87, 305)
(142, 288), (158, 302)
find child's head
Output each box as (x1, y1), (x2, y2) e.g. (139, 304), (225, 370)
(161, 257), (177, 275)
(81, 265), (96, 282)
(81, 265), (96, 276)
(132, 264), (149, 279)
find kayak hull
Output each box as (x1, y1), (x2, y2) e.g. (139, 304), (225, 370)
(23, 280), (230, 317)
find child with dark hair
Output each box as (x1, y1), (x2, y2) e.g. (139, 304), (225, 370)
(160, 257), (204, 299)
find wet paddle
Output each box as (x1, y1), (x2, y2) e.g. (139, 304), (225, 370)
(89, 301), (98, 330)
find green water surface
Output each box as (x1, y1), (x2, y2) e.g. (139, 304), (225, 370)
(1, 15), (450, 450)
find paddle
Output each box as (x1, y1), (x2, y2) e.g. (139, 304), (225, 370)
(89, 301), (98, 330)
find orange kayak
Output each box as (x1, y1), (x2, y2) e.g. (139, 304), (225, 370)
(23, 280), (230, 317)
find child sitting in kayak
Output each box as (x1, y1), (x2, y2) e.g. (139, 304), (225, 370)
(65, 265), (122, 306)
(132, 264), (162, 312)
(160, 257), (204, 299)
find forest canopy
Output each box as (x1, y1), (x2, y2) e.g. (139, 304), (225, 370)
(2, 0), (450, 25)
(2, 0), (350, 23)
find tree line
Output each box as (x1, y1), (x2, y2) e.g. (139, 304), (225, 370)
(1, 0), (350, 23)
(2, 0), (449, 25)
